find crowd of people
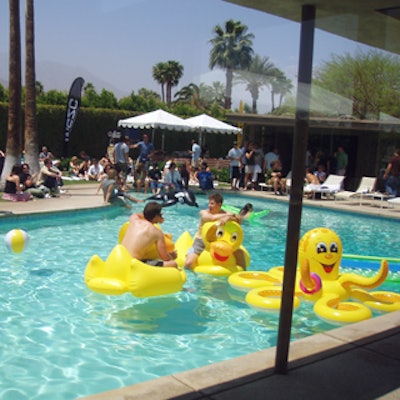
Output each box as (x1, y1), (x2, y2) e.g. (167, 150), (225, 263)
(2, 147), (67, 201)
(2, 135), (399, 203)
(226, 141), (353, 196)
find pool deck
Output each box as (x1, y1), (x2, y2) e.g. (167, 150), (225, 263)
(1, 184), (400, 400)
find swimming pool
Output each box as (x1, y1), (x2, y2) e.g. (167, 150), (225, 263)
(1, 194), (399, 399)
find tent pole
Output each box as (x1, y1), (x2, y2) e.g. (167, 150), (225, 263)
(274, 3), (315, 374)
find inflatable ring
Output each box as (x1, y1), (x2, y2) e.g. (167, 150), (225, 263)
(228, 270), (283, 292)
(363, 291), (400, 312)
(314, 293), (372, 324)
(246, 286), (300, 312)
(299, 273), (322, 294)
(221, 204), (270, 223)
(350, 289), (400, 313)
(194, 264), (243, 277)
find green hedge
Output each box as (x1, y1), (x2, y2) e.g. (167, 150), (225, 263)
(0, 103), (236, 159)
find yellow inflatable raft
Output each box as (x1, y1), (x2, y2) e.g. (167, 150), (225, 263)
(84, 244), (186, 298)
(174, 221), (250, 276)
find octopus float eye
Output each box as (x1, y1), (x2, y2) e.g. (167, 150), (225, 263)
(330, 242), (339, 253)
(231, 232), (238, 242)
(316, 242), (327, 254)
(216, 228), (224, 238)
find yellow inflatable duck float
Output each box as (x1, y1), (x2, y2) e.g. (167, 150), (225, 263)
(229, 227), (400, 324)
(175, 221), (250, 276)
(84, 222), (186, 298)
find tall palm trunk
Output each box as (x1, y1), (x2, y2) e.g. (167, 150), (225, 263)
(225, 67), (233, 109)
(1, 0), (22, 185)
(24, 0), (39, 175)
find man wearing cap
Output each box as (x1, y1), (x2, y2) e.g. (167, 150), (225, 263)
(130, 134), (155, 178)
(227, 141), (242, 190)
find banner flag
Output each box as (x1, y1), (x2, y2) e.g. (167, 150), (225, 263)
(63, 77), (85, 156)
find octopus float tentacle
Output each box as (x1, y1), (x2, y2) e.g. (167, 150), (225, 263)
(339, 260), (388, 289)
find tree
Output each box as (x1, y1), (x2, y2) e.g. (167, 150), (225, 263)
(81, 82), (99, 107)
(202, 81), (225, 108)
(164, 60), (184, 106)
(269, 68), (293, 112)
(235, 54), (276, 113)
(1, 0), (22, 185)
(152, 62), (168, 102)
(0, 83), (8, 101)
(39, 89), (68, 105)
(174, 83), (202, 109)
(314, 49), (400, 119)
(209, 19), (254, 110)
(24, 0), (40, 175)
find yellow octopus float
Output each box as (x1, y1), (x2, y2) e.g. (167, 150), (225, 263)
(175, 220), (250, 276)
(228, 227), (400, 324)
(84, 222), (186, 298)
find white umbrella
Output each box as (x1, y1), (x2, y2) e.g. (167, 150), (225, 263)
(118, 109), (195, 150)
(117, 109), (194, 131)
(185, 113), (242, 134)
(185, 113), (242, 146)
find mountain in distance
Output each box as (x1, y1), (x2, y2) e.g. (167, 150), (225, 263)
(0, 56), (129, 99)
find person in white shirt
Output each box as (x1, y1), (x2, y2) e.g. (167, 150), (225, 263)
(190, 139), (201, 169)
(87, 158), (103, 181)
(227, 141), (242, 190)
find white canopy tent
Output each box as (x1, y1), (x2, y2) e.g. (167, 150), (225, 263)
(118, 109), (195, 150)
(185, 114), (242, 146)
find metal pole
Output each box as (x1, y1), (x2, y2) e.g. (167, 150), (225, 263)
(275, 4), (315, 374)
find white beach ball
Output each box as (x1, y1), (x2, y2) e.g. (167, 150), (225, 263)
(5, 229), (29, 253)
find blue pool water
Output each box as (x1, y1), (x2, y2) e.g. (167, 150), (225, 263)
(1, 194), (399, 399)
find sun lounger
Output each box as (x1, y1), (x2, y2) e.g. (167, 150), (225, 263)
(387, 197), (400, 208)
(334, 176), (376, 205)
(364, 192), (395, 208)
(304, 174), (344, 199)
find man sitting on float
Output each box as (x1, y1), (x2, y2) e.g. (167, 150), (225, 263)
(184, 192), (246, 270)
(121, 202), (177, 267)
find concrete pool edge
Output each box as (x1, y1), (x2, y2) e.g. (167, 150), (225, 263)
(77, 310), (400, 400)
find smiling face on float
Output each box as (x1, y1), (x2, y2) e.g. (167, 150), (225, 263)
(299, 227), (342, 281)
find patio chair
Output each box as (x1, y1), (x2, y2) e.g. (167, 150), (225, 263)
(334, 176), (376, 205)
(388, 197), (400, 208)
(364, 191), (396, 208)
(304, 174), (344, 200)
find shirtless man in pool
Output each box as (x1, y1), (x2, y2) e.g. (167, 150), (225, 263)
(184, 192), (246, 270)
(121, 202), (177, 267)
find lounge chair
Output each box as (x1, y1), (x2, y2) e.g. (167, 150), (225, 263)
(334, 176), (376, 205)
(363, 192), (395, 208)
(388, 197), (400, 208)
(304, 174), (344, 200)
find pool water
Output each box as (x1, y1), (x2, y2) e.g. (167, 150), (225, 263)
(1, 194), (399, 399)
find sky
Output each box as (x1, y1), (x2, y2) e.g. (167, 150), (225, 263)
(0, 0), (373, 111)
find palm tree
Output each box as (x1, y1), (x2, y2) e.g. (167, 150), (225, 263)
(269, 68), (293, 112)
(24, 0), (40, 175)
(235, 54), (276, 113)
(277, 76), (294, 108)
(152, 62), (168, 103)
(204, 81), (225, 107)
(1, 0), (22, 185)
(164, 60), (184, 106)
(174, 83), (202, 108)
(209, 19), (254, 110)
